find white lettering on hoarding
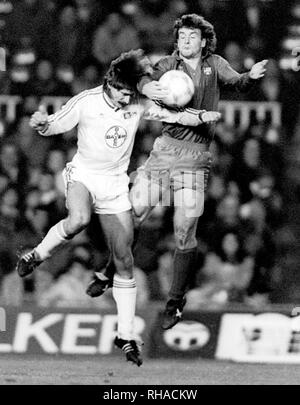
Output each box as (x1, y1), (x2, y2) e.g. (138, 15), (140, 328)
(0, 312), (147, 355)
(61, 314), (101, 354)
(98, 315), (118, 354)
(13, 313), (63, 353)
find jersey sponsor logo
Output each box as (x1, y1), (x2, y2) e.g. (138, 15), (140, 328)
(203, 67), (212, 75)
(123, 111), (137, 119)
(105, 126), (127, 148)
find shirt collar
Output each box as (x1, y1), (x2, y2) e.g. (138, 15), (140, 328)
(103, 90), (117, 110)
(172, 49), (209, 62)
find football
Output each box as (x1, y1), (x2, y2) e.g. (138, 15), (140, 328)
(159, 70), (195, 107)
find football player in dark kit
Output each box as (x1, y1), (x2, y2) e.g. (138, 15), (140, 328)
(88, 14), (268, 330)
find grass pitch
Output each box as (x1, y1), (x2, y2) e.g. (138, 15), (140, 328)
(0, 355), (299, 385)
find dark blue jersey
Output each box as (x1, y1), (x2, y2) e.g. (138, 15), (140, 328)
(139, 51), (255, 145)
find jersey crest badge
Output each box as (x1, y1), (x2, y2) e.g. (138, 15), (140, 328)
(105, 126), (127, 148)
(203, 67), (212, 75)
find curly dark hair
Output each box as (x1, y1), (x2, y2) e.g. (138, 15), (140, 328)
(103, 49), (152, 92)
(174, 14), (217, 57)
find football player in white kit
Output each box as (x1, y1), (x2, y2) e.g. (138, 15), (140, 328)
(16, 49), (220, 366)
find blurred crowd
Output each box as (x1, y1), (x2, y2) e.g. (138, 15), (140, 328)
(0, 0), (299, 309)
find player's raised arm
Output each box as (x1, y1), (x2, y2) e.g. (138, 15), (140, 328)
(142, 100), (221, 126)
(217, 55), (268, 92)
(29, 93), (83, 136)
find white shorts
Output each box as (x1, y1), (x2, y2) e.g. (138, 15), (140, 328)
(62, 163), (131, 215)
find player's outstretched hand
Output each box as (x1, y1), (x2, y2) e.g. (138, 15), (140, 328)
(201, 111), (222, 124)
(142, 81), (170, 101)
(29, 105), (49, 131)
(249, 60), (268, 79)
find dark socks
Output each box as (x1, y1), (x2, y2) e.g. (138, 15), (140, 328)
(169, 247), (198, 301)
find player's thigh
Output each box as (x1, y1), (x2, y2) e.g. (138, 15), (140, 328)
(130, 173), (169, 220)
(98, 210), (134, 256)
(66, 180), (93, 220)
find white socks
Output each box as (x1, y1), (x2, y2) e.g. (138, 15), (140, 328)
(35, 220), (69, 261)
(112, 274), (137, 341)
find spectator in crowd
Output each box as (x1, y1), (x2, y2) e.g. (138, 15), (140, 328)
(0, 173), (10, 195)
(7, 62), (33, 98)
(35, 171), (64, 226)
(4, 0), (49, 53)
(203, 193), (243, 249)
(30, 60), (58, 97)
(11, 34), (37, 66)
(71, 64), (103, 95)
(223, 42), (246, 74)
(189, 0), (249, 53)
(196, 170), (227, 238)
(51, 6), (90, 68)
(75, 0), (111, 30)
(44, 149), (67, 198)
(239, 198), (277, 304)
(248, 59), (300, 136)
(0, 185), (20, 234)
(243, 0), (288, 60)
(54, 64), (75, 97)
(12, 115), (53, 169)
(0, 71), (11, 95)
(37, 257), (95, 308)
(126, 0), (187, 54)
(21, 204), (50, 247)
(213, 123), (241, 176)
(0, 220), (16, 288)
(228, 137), (266, 203)
(0, 141), (28, 199)
(92, 13), (141, 67)
(186, 231), (254, 308)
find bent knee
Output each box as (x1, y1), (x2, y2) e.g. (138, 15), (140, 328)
(114, 250), (133, 271)
(174, 228), (197, 250)
(67, 212), (90, 234)
(133, 205), (149, 225)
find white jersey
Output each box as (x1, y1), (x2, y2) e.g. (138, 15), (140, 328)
(42, 86), (143, 175)
(40, 85), (202, 176)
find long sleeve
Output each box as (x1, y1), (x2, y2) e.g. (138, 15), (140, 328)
(216, 55), (256, 93)
(142, 100), (205, 127)
(39, 93), (83, 136)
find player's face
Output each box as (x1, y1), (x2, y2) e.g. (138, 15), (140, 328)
(109, 85), (134, 108)
(177, 27), (206, 59)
